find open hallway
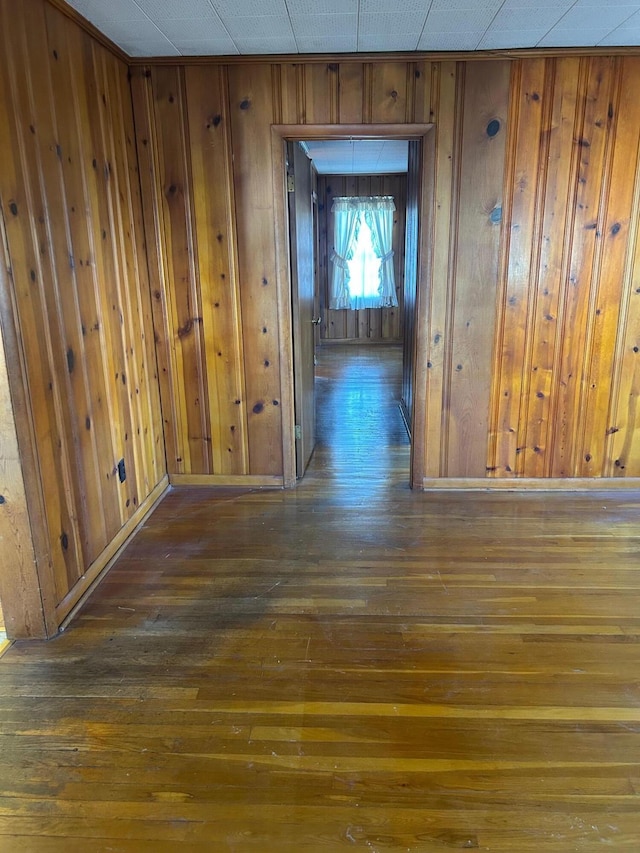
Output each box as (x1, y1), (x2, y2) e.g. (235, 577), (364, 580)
(1, 345), (640, 850)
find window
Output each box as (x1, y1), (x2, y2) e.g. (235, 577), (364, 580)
(329, 196), (397, 310)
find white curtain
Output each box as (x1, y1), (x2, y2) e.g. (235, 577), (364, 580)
(329, 198), (360, 309)
(365, 198), (397, 307)
(330, 195), (397, 310)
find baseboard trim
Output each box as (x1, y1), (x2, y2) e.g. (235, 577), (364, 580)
(422, 477), (640, 491)
(56, 475), (170, 630)
(169, 474), (285, 488)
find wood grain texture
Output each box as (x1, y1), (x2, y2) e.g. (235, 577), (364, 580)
(2, 346), (640, 850)
(0, 0), (165, 635)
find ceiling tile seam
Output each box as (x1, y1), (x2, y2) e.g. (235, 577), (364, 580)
(476, 1), (516, 51)
(596, 6), (640, 45)
(129, 0), (181, 47)
(282, 0), (300, 54)
(532, 0), (596, 48)
(414, 1), (437, 52)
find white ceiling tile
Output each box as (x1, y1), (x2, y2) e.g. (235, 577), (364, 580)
(430, 0), (502, 10)
(224, 15), (295, 39)
(573, 0), (640, 6)
(96, 19), (165, 42)
(489, 7), (568, 30)
(134, 0), (219, 19)
(211, 0), (287, 14)
(295, 36), (358, 52)
(358, 34), (421, 50)
(417, 31), (485, 50)
(500, 0), (574, 7)
(291, 14), (357, 38)
(65, 0), (149, 23)
(479, 28), (555, 48)
(361, 0), (432, 11)
(599, 28), (640, 43)
(176, 38), (240, 55)
(234, 36), (298, 53)
(288, 0), (358, 13)
(425, 9), (501, 33)
(553, 5), (640, 28)
(155, 18), (231, 39)
(537, 27), (618, 45)
(359, 12), (428, 35)
(120, 38), (181, 57)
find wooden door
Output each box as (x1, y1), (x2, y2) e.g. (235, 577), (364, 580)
(287, 141), (316, 477)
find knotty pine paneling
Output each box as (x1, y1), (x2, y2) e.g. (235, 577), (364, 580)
(318, 174), (406, 344)
(136, 54), (640, 486)
(0, 0), (165, 636)
(489, 56), (640, 481)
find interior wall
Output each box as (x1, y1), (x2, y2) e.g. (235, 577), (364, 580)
(317, 173), (407, 343)
(0, 0), (167, 637)
(135, 55), (640, 485)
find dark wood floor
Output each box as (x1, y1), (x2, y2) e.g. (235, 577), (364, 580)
(2, 343), (640, 851)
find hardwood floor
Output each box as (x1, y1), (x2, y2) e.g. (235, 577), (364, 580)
(2, 344), (640, 851)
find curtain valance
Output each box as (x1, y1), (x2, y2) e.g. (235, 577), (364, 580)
(331, 196), (396, 213)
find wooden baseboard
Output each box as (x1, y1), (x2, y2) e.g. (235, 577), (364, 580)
(56, 475), (170, 630)
(422, 477), (640, 491)
(170, 474), (285, 488)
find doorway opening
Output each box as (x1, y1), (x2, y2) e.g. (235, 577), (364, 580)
(271, 124), (435, 490)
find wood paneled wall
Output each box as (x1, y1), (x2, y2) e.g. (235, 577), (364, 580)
(0, 0), (166, 636)
(317, 173), (406, 343)
(135, 55), (640, 486)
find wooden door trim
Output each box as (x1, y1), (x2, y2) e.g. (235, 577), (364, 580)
(271, 123), (434, 489)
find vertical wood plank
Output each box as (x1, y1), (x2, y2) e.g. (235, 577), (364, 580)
(424, 61), (458, 478)
(304, 63), (338, 124)
(150, 66), (211, 475)
(521, 58), (581, 478)
(185, 65), (249, 476)
(550, 57), (617, 477)
(338, 63), (364, 124)
(491, 59), (548, 478)
(370, 63), (410, 124)
(227, 64), (283, 475)
(446, 61), (510, 478)
(578, 58), (640, 476)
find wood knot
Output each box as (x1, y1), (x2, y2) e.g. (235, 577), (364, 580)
(240, 99), (251, 110)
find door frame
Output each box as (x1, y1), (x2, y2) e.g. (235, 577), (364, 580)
(270, 123), (435, 489)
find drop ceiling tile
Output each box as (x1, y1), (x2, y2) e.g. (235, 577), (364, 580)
(430, 0), (503, 11)
(417, 31), (485, 50)
(295, 35), (359, 52)
(357, 34), (421, 50)
(134, 0), (220, 19)
(211, 0), (287, 14)
(291, 14), (357, 38)
(288, 0), (358, 13)
(176, 38), (240, 55)
(552, 5), (640, 28)
(361, 0), (431, 11)
(573, 0), (640, 6)
(359, 11), (428, 35)
(96, 19), (165, 42)
(489, 7), (567, 30)
(223, 15), (295, 38)
(500, 0), (573, 6)
(599, 27), (640, 42)
(64, 0), (149, 24)
(234, 36), (299, 54)
(537, 27), (618, 45)
(479, 28), (555, 48)
(425, 8), (501, 33)
(119, 38), (181, 57)
(155, 18), (231, 39)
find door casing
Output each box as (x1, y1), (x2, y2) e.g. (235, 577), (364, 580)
(270, 123), (435, 489)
